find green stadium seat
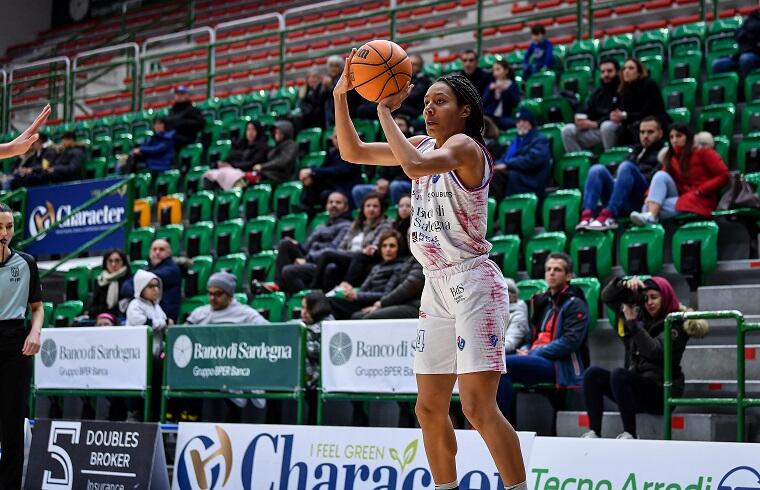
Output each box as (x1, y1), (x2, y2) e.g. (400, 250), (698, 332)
(525, 71), (557, 99)
(268, 87), (298, 116)
(63, 266), (91, 303)
(713, 135), (730, 164)
(668, 107), (692, 125)
(51, 300), (84, 327)
(183, 166), (210, 196)
(487, 197), (497, 238)
(277, 212), (309, 243)
(619, 224), (665, 275)
(127, 226), (155, 261)
(10, 212), (21, 247)
(422, 62), (442, 79)
(443, 59), (463, 74)
(214, 189), (242, 222)
(570, 230), (613, 279)
(179, 296), (207, 323)
(154, 169), (181, 197)
(524, 232), (567, 278)
(310, 211), (330, 232)
(633, 28), (669, 59)
(517, 99), (544, 123)
(130, 259), (148, 275)
(741, 102), (760, 135)
(244, 216), (276, 254)
(155, 224), (183, 256)
(213, 253), (247, 289)
(203, 119), (226, 145)
(177, 143), (203, 169)
(242, 183), (272, 219)
(698, 103), (736, 138)
(91, 135), (112, 159)
(737, 133), (760, 174)
(489, 234), (521, 279)
(246, 250), (278, 283)
(112, 133), (133, 156)
(598, 146), (631, 173)
(537, 123), (565, 162)
(183, 255), (213, 297)
(599, 34), (633, 65)
(515, 279), (547, 303)
(83, 157), (108, 179)
(745, 70), (760, 102)
(185, 191), (214, 224)
(300, 151), (326, 168)
(707, 17), (742, 51)
(111, 116), (132, 139)
(43, 302), (53, 328)
(672, 221), (719, 285)
(385, 205), (398, 220)
(541, 95), (576, 124)
(224, 116), (252, 142)
(555, 151), (592, 190)
(662, 78), (697, 112)
(273, 181), (303, 217)
(669, 21), (706, 57)
(250, 292), (286, 322)
(498, 193), (537, 238)
(133, 128), (153, 145)
(286, 289), (321, 320)
(640, 55), (663, 86)
(668, 52), (703, 81)
(560, 67), (592, 105)
(206, 139), (232, 164)
(542, 189), (581, 235)
(297, 127), (324, 157)
(184, 222), (214, 257)
(565, 39), (599, 70)
(218, 95), (244, 123)
(199, 97), (221, 121)
(242, 90), (269, 118)
(214, 218), (244, 256)
(570, 277), (601, 329)
(702, 72), (738, 106)
(133, 172), (151, 199)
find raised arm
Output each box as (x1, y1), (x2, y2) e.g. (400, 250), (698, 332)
(0, 105), (51, 159)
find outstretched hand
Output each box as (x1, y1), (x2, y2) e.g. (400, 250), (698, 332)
(377, 82), (413, 112)
(333, 49), (356, 96)
(5, 104), (51, 158)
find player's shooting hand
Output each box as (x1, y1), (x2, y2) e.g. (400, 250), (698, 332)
(333, 49), (356, 96)
(377, 81), (413, 112)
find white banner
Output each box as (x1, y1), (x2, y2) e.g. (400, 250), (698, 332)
(527, 437), (760, 490)
(173, 423), (535, 490)
(321, 319), (419, 393)
(34, 326), (149, 390)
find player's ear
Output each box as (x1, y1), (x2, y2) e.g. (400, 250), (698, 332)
(460, 104), (471, 119)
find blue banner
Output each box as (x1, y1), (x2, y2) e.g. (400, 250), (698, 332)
(24, 177), (129, 256)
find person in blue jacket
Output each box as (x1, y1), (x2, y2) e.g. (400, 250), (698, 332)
(496, 252), (590, 423)
(120, 239), (182, 322)
(490, 109), (552, 201)
(523, 25), (554, 78)
(482, 59), (521, 130)
(120, 117), (176, 174)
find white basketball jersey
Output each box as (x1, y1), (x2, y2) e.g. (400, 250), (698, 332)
(409, 136), (494, 272)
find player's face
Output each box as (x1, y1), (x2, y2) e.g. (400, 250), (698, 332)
(423, 82), (470, 138)
(380, 237), (399, 262)
(362, 197), (382, 221)
(544, 258), (571, 290)
(397, 196), (412, 219)
(0, 212), (14, 247)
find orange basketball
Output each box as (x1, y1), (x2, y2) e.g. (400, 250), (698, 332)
(349, 40), (413, 102)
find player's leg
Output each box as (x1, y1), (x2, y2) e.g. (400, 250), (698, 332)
(458, 371), (526, 486)
(415, 373), (458, 484)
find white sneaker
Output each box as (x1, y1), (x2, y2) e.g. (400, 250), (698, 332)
(575, 219), (591, 230)
(587, 217), (618, 231)
(580, 430), (599, 438)
(615, 431), (635, 439)
(629, 211), (657, 226)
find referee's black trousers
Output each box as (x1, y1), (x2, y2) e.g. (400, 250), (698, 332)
(0, 335), (32, 490)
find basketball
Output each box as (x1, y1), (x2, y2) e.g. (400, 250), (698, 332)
(349, 40), (413, 102)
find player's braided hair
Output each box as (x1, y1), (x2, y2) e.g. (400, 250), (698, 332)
(437, 73), (485, 145)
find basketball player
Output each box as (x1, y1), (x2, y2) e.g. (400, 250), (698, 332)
(333, 50), (526, 490)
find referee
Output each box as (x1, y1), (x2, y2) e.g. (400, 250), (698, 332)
(0, 104), (50, 490)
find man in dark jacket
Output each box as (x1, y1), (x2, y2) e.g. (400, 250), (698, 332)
(578, 116), (665, 230)
(6, 133), (57, 190)
(49, 131), (86, 183)
(275, 192), (353, 295)
(459, 49), (493, 95)
(120, 118), (176, 174)
(712, 8), (760, 76)
(491, 109), (552, 201)
(352, 255), (424, 319)
(561, 59), (621, 152)
(496, 252), (590, 422)
(164, 86), (205, 151)
(253, 120), (297, 184)
(120, 239), (182, 322)
(356, 54), (432, 122)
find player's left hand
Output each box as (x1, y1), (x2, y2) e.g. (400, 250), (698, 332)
(377, 82), (413, 112)
(7, 104), (51, 158)
(22, 329), (41, 356)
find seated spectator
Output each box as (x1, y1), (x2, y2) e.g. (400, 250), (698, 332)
(356, 54), (432, 122)
(482, 117), (505, 160)
(187, 272), (267, 325)
(630, 123), (730, 224)
(577, 116), (665, 230)
(522, 25), (555, 78)
(324, 55), (362, 127)
(3, 133), (56, 190)
(276, 192), (353, 295)
(125, 270), (169, 329)
(483, 59), (521, 130)
(90, 249), (132, 318)
(301, 291), (335, 424)
(328, 229), (405, 319)
(121, 239), (182, 322)
(611, 58), (669, 146)
(712, 8), (760, 77)
(299, 132), (363, 215)
(561, 59), (621, 152)
(496, 253), (590, 422)
(164, 85), (205, 151)
(491, 109), (552, 201)
(95, 313), (118, 327)
(393, 195), (412, 238)
(582, 276), (708, 439)
(351, 116), (413, 207)
(119, 118), (175, 174)
(504, 278), (530, 355)
(459, 49), (493, 95)
(309, 192), (392, 292)
(202, 121), (270, 191)
(252, 121), (297, 184)
(351, 252), (423, 320)
(297, 69), (329, 130)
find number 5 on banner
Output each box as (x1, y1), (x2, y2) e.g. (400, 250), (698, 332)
(42, 421), (81, 490)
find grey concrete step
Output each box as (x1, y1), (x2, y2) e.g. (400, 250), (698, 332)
(698, 285), (760, 315)
(682, 344), (760, 381)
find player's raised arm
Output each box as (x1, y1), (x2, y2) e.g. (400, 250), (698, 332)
(0, 104), (51, 159)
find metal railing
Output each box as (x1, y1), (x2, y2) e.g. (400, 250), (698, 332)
(7, 57), (70, 129)
(72, 43), (141, 116)
(663, 310), (760, 442)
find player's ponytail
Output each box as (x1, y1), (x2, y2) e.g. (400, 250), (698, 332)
(438, 74), (486, 146)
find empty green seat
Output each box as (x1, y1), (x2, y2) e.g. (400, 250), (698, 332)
(555, 151), (592, 190)
(498, 193), (537, 238)
(242, 91), (268, 118)
(154, 169), (181, 197)
(668, 52), (703, 81)
(570, 277), (600, 329)
(184, 165), (210, 195)
(155, 224), (183, 256)
(277, 212), (309, 243)
(177, 143), (203, 169)
(524, 232), (567, 279)
(244, 216), (276, 254)
(218, 96), (244, 123)
(250, 292), (286, 322)
(565, 39), (599, 70)
(91, 135), (112, 159)
(179, 296), (207, 323)
(745, 70), (760, 102)
(224, 116), (251, 142)
(570, 230), (613, 279)
(599, 34), (633, 65)
(207, 139), (232, 164)
(633, 28), (669, 59)
(42, 302), (53, 327)
(127, 226), (155, 261)
(214, 189), (242, 222)
(133, 172), (152, 199)
(542, 189), (581, 235)
(669, 21), (706, 57)
(297, 127), (324, 156)
(489, 234), (521, 279)
(183, 255), (213, 297)
(741, 102), (760, 135)
(713, 135), (730, 164)
(672, 221), (719, 284)
(354, 119), (380, 142)
(541, 95), (576, 124)
(619, 224), (665, 275)
(242, 183), (272, 219)
(698, 103), (736, 138)
(273, 181), (303, 217)
(560, 67), (592, 105)
(184, 222), (214, 257)
(662, 78), (697, 112)
(668, 107), (692, 125)
(214, 218), (244, 256)
(63, 266), (91, 303)
(213, 253), (247, 289)
(515, 279), (547, 302)
(737, 133), (760, 174)
(246, 250), (278, 283)
(702, 72), (738, 106)
(83, 157), (108, 179)
(185, 191), (214, 224)
(525, 71), (556, 99)
(203, 119), (226, 145)
(301, 151), (326, 168)
(487, 197), (497, 238)
(51, 300), (84, 327)
(639, 55), (663, 86)
(537, 123), (565, 162)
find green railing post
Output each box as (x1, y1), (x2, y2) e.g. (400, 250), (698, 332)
(576, 0), (583, 41)
(587, 0), (593, 41)
(475, 0), (483, 57)
(663, 313), (675, 440)
(699, 0), (706, 21)
(736, 316), (746, 441)
(144, 327), (154, 422)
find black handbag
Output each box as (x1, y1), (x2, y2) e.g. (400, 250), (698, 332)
(717, 172), (760, 210)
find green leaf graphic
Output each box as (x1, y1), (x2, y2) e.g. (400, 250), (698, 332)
(403, 439), (418, 467)
(389, 447), (401, 467)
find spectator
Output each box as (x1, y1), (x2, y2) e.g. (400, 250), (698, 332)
(583, 276), (708, 439)
(483, 59), (521, 130)
(202, 121), (270, 191)
(164, 85), (205, 151)
(309, 192), (392, 292)
(324, 55), (362, 128)
(459, 49), (493, 95)
(630, 123), (730, 224)
(299, 132), (364, 214)
(252, 120), (297, 184)
(611, 58), (669, 146)
(397, 54), (432, 121)
(351, 252), (423, 319)
(298, 69), (329, 129)
(393, 195), (412, 238)
(119, 118), (175, 174)
(276, 192), (353, 295)
(121, 239), (182, 322)
(301, 291), (335, 423)
(186, 272), (267, 325)
(483, 116), (505, 160)
(504, 278), (530, 355)
(496, 253), (590, 422)
(15, 131), (88, 188)
(693, 131), (715, 149)
(90, 249), (132, 318)
(328, 229), (405, 319)
(95, 313), (118, 327)
(578, 116), (666, 230)
(491, 109), (552, 201)
(125, 270), (169, 329)
(3, 133), (56, 190)
(712, 8), (760, 77)
(523, 25), (555, 79)
(561, 59), (621, 152)
(351, 116), (413, 207)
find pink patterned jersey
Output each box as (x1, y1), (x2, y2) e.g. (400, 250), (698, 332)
(409, 136), (494, 272)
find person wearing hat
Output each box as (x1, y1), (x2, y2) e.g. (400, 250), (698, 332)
(186, 272), (268, 325)
(491, 109), (552, 201)
(164, 85), (205, 152)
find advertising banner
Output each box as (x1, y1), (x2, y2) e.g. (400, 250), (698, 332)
(24, 176), (129, 255)
(34, 326), (149, 390)
(172, 423), (536, 490)
(165, 324), (303, 391)
(25, 419), (169, 490)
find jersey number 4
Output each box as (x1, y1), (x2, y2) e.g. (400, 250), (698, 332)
(415, 330), (425, 352)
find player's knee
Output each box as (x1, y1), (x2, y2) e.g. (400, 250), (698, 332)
(415, 399), (443, 425)
(461, 398), (490, 429)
